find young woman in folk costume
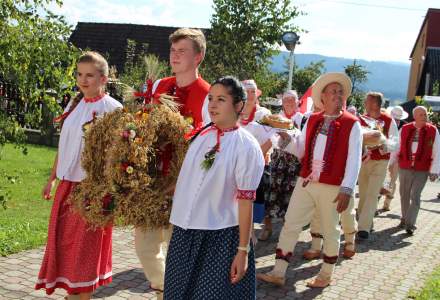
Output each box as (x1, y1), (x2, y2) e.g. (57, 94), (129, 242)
(164, 76), (265, 299)
(35, 51), (122, 300)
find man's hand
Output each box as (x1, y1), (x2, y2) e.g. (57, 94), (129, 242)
(333, 192), (351, 213)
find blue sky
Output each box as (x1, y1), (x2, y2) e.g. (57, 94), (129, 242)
(49, 0), (439, 63)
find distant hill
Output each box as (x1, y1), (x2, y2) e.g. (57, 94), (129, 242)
(271, 53), (410, 102)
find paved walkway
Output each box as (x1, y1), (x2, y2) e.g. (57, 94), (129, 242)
(1, 181), (439, 299)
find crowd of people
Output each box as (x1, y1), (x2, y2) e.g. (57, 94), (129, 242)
(34, 28), (440, 299)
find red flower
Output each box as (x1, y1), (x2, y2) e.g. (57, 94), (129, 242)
(120, 162), (129, 171)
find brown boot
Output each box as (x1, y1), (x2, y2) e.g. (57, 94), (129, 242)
(342, 242), (355, 258)
(256, 272), (285, 286)
(306, 276), (331, 288)
(303, 249), (321, 260)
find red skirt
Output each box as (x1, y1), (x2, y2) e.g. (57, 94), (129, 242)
(35, 180), (112, 295)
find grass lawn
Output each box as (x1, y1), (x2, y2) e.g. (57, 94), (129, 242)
(0, 143), (56, 256)
(408, 265), (440, 300)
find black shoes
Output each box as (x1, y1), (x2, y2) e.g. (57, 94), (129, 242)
(356, 230), (369, 240)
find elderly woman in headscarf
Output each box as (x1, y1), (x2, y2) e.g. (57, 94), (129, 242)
(258, 90), (303, 241)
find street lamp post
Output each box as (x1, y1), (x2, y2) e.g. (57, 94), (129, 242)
(282, 31), (300, 91)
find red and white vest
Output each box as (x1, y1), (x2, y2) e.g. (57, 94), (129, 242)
(300, 111), (358, 186)
(398, 122), (437, 171)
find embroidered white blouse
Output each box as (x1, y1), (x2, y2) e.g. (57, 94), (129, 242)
(170, 126), (265, 230)
(56, 95), (123, 182)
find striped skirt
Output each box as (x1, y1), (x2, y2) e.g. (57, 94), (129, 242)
(164, 226), (255, 300)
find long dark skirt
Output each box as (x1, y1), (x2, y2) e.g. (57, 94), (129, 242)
(253, 166), (270, 223)
(266, 149), (301, 218)
(164, 226), (256, 300)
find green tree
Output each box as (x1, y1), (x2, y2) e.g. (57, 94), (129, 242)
(292, 60), (325, 95)
(0, 0), (79, 137)
(202, 0), (301, 90)
(1, 0), (78, 208)
(344, 59), (369, 112)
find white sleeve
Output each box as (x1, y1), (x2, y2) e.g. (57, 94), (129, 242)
(202, 95), (211, 125)
(340, 121), (363, 193)
(385, 118), (399, 153)
(388, 128), (402, 165)
(284, 117), (307, 159)
(430, 129), (440, 174)
(235, 142), (265, 193)
(152, 79), (161, 94)
(293, 112), (304, 128)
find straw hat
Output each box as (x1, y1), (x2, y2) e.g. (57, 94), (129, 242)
(311, 73), (352, 110)
(386, 105), (408, 120)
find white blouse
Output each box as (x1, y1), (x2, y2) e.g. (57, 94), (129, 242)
(280, 111), (304, 129)
(254, 106), (271, 122)
(56, 95), (123, 182)
(170, 126), (265, 230)
(242, 122), (277, 145)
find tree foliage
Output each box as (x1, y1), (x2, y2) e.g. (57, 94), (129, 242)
(0, 0), (79, 130)
(202, 0), (301, 87)
(344, 59), (369, 112)
(1, 0), (79, 208)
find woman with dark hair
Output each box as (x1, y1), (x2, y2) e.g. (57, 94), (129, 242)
(164, 76), (265, 299)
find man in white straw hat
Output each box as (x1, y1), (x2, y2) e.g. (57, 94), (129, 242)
(381, 105), (409, 211)
(357, 92), (399, 240)
(387, 105), (409, 130)
(257, 72), (362, 288)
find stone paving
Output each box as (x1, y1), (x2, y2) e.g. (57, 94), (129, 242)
(0, 181), (439, 299)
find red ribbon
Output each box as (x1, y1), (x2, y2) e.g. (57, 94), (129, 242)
(240, 106), (257, 126)
(134, 79), (154, 104)
(200, 124), (239, 152)
(184, 124), (204, 141)
(53, 111), (70, 123)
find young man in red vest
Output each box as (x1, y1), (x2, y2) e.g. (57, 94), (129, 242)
(357, 92), (399, 240)
(398, 106), (439, 235)
(257, 73), (362, 288)
(134, 28), (210, 293)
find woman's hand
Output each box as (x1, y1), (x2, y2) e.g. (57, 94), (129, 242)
(230, 250), (248, 284)
(42, 180), (56, 200)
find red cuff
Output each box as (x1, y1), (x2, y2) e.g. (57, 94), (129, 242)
(237, 189), (256, 201)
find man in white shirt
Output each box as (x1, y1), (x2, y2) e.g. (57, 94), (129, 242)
(134, 28), (210, 293)
(381, 105), (409, 211)
(357, 93), (399, 240)
(257, 73), (362, 288)
(398, 106), (440, 235)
